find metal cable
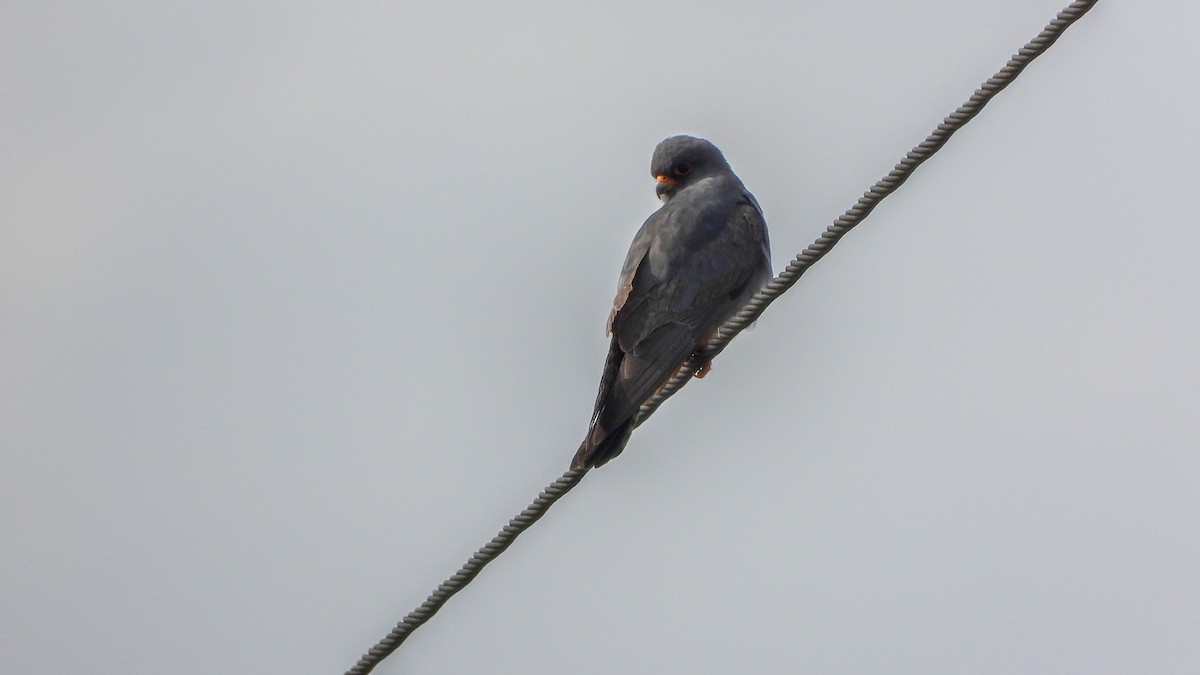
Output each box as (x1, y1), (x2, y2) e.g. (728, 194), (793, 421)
(346, 2), (1097, 672)
(636, 0), (1099, 423)
(346, 468), (588, 675)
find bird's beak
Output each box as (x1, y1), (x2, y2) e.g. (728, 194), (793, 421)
(655, 174), (675, 199)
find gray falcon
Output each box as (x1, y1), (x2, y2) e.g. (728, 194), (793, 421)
(572, 136), (772, 469)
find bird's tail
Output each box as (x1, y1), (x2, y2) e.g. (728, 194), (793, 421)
(571, 417), (634, 470)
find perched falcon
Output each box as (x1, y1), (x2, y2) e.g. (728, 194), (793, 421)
(572, 136), (772, 469)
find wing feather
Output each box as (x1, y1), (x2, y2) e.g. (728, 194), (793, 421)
(575, 185), (771, 469)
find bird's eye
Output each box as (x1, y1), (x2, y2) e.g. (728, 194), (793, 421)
(673, 163), (691, 176)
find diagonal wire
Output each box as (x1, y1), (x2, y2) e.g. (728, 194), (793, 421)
(638, 0), (1100, 423)
(345, 2), (1098, 672)
(345, 468), (588, 675)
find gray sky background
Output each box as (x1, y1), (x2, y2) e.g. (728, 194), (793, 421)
(3, 2), (1197, 673)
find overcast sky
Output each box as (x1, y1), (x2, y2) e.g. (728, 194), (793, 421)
(3, 1), (1198, 673)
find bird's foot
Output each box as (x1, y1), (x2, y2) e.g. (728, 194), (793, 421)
(693, 361), (712, 379)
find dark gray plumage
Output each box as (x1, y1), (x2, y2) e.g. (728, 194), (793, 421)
(572, 136), (772, 469)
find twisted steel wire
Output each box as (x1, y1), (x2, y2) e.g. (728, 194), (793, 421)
(346, 2), (1097, 672)
(638, 0), (1100, 423)
(346, 468), (587, 675)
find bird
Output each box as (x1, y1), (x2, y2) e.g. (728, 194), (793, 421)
(572, 135), (772, 470)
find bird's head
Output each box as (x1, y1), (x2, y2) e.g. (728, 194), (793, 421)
(650, 135), (731, 202)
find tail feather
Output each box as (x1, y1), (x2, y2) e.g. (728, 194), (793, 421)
(572, 335), (633, 470)
(571, 417), (634, 470)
